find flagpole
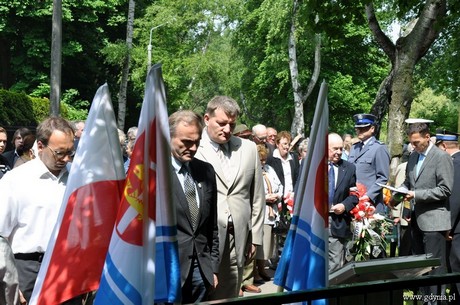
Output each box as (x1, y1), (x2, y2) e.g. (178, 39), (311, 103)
(275, 80), (328, 293)
(293, 80), (328, 216)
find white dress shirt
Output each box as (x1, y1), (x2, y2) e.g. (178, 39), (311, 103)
(0, 158), (69, 254)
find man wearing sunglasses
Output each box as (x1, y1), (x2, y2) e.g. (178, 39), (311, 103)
(0, 117), (78, 304)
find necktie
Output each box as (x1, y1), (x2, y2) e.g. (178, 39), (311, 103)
(416, 153), (425, 176)
(218, 144), (232, 182)
(328, 162), (335, 206)
(182, 165), (199, 229)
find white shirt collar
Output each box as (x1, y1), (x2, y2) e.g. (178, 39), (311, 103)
(273, 148), (292, 161)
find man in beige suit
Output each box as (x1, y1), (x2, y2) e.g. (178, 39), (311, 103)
(195, 96), (265, 300)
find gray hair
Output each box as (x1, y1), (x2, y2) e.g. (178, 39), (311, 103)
(169, 110), (204, 138)
(206, 96), (240, 118)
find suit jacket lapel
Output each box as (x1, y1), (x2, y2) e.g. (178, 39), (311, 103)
(335, 161), (346, 190)
(415, 148), (433, 181)
(198, 138), (228, 187)
(172, 168), (195, 229)
(226, 137), (242, 187)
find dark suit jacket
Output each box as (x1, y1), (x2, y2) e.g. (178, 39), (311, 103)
(1, 150), (17, 169)
(266, 152), (300, 195)
(330, 160), (359, 238)
(450, 152), (460, 234)
(172, 158), (219, 287)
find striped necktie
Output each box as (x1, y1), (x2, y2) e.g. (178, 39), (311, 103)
(182, 165), (199, 229)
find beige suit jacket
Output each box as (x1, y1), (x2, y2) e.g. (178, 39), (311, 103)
(196, 132), (265, 267)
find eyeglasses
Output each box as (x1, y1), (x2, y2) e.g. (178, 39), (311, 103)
(46, 145), (75, 159)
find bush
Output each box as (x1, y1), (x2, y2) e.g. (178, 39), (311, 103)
(0, 90), (37, 126)
(0, 89), (87, 127)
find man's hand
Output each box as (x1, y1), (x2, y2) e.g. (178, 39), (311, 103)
(404, 191), (415, 201)
(19, 290), (27, 305)
(213, 274), (218, 288)
(247, 244), (257, 261)
(331, 203), (345, 215)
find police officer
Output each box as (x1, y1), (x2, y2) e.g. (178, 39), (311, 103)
(348, 114), (390, 213)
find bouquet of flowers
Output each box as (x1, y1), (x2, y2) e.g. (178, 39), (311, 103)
(274, 192), (294, 234)
(346, 183), (393, 261)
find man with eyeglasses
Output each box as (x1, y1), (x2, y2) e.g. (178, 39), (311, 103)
(0, 117), (80, 304)
(252, 124), (274, 156)
(347, 113), (390, 214)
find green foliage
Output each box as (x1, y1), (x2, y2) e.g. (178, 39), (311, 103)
(0, 90), (37, 126)
(30, 96), (52, 123)
(1, 0), (457, 132)
(410, 87), (458, 132)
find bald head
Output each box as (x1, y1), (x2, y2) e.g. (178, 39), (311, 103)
(252, 124), (267, 144)
(328, 133), (343, 163)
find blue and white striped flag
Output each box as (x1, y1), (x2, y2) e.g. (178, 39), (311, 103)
(95, 64), (181, 305)
(274, 81), (329, 305)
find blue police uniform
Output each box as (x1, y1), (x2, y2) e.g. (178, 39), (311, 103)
(347, 114), (390, 213)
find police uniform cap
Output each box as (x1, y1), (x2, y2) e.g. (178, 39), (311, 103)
(405, 118), (434, 124)
(435, 129), (459, 143)
(353, 114), (376, 128)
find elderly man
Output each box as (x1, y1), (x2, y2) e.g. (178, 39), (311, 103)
(348, 114), (390, 213)
(0, 117), (78, 303)
(327, 133), (359, 272)
(195, 96), (265, 300)
(252, 124), (274, 156)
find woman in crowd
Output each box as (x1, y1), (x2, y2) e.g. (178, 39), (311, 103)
(266, 131), (300, 198)
(254, 144), (283, 283)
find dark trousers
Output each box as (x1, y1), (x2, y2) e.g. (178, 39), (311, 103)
(411, 216), (448, 303)
(181, 259), (209, 304)
(15, 258), (84, 305)
(449, 234), (460, 298)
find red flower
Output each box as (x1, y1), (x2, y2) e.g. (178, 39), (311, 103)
(349, 183), (375, 220)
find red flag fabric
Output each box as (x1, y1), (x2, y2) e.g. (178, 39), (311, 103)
(94, 63), (180, 305)
(29, 84), (126, 305)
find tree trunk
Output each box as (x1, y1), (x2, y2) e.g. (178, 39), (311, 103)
(0, 38), (12, 89)
(289, 0), (321, 138)
(365, 0), (447, 181)
(117, 0), (135, 130)
(50, 0), (62, 116)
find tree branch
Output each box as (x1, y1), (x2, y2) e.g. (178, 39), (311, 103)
(365, 2), (396, 64)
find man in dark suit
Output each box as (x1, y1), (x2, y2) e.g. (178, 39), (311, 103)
(328, 133), (359, 273)
(396, 122), (453, 301)
(2, 127), (32, 169)
(435, 130), (460, 295)
(169, 110), (219, 303)
(348, 114), (390, 213)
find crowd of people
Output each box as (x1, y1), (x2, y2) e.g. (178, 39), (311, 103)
(0, 98), (459, 305)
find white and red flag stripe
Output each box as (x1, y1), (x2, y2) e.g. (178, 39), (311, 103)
(94, 64), (180, 305)
(274, 81), (329, 305)
(30, 84), (126, 305)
